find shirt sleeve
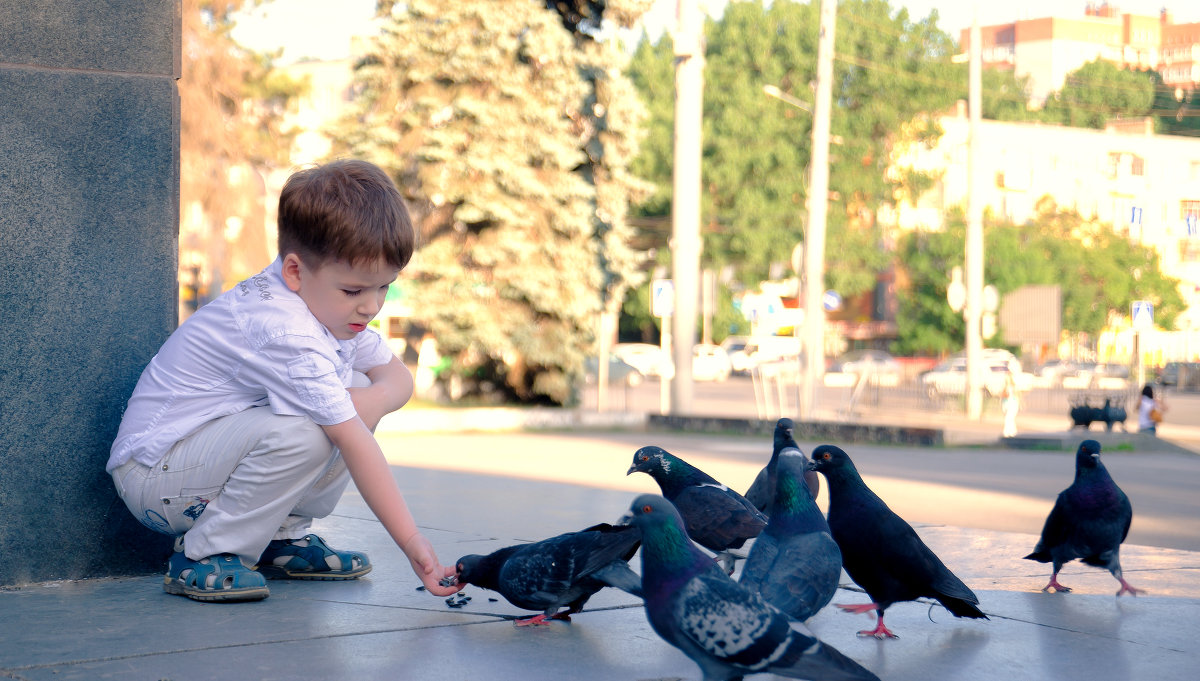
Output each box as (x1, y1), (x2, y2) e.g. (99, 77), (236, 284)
(352, 328), (396, 373)
(246, 341), (358, 426)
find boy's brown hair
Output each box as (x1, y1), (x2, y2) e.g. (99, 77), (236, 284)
(277, 159), (415, 271)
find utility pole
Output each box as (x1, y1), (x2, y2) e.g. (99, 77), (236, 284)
(965, 11), (985, 419)
(670, 0), (704, 415)
(799, 0), (836, 422)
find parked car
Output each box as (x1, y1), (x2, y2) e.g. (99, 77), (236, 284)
(828, 349), (902, 380)
(692, 344), (733, 382)
(920, 349), (1027, 398)
(583, 355), (643, 386)
(612, 343), (674, 379)
(720, 336), (754, 374)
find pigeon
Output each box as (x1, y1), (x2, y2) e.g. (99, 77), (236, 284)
(808, 444), (988, 639)
(740, 449), (842, 622)
(453, 522), (643, 626)
(627, 445), (766, 573)
(1024, 439), (1142, 596)
(627, 493), (880, 681)
(745, 418), (822, 515)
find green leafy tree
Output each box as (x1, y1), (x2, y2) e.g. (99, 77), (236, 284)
(332, 0), (651, 404)
(627, 0), (960, 299)
(895, 206), (1184, 354)
(1149, 71), (1200, 137)
(1042, 59), (1156, 129)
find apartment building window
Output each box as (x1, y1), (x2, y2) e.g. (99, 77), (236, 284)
(1107, 152), (1145, 179)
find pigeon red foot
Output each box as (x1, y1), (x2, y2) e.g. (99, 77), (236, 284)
(837, 602), (899, 639)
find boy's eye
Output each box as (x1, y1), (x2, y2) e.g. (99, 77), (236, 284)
(342, 289), (363, 296)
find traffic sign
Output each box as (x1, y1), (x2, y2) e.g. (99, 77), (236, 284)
(651, 279), (673, 318)
(823, 290), (841, 312)
(1131, 300), (1153, 330)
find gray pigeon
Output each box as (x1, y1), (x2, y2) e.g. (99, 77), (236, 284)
(1024, 439), (1142, 596)
(628, 445), (766, 573)
(809, 444), (987, 639)
(454, 522), (642, 626)
(746, 418), (820, 514)
(740, 449), (841, 621)
(627, 493), (880, 681)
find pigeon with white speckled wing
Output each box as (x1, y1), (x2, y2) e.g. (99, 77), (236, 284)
(627, 493), (880, 681)
(627, 445), (766, 573)
(453, 522), (642, 627)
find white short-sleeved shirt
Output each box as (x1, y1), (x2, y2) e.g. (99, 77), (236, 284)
(107, 258), (394, 472)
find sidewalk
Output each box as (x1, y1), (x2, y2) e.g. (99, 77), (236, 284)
(3, 437), (1199, 681)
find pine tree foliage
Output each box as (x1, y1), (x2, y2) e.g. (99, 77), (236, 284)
(334, 0), (651, 404)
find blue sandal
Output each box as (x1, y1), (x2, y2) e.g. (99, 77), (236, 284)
(163, 551), (269, 602)
(258, 534), (372, 580)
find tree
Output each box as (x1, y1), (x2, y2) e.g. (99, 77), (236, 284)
(626, 0), (961, 298)
(180, 0), (301, 311)
(1042, 59), (1156, 129)
(894, 206), (1185, 355)
(333, 0), (651, 404)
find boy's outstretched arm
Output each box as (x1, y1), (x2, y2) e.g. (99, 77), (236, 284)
(322, 417), (461, 596)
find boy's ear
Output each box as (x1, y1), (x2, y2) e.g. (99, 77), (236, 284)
(281, 253), (304, 293)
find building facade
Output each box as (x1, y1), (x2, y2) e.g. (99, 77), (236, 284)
(965, 3), (1199, 105)
(890, 104), (1200, 360)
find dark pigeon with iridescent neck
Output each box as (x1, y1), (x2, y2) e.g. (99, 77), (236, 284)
(744, 418), (804, 515)
(627, 445), (766, 572)
(1025, 439), (1142, 596)
(627, 494), (880, 681)
(454, 522), (642, 626)
(740, 449), (841, 621)
(809, 444), (987, 639)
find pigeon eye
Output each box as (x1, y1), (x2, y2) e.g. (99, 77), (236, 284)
(642, 504), (653, 513)
(640, 455), (648, 462)
(822, 452), (831, 460)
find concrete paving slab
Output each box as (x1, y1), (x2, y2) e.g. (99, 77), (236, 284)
(4, 447), (1199, 681)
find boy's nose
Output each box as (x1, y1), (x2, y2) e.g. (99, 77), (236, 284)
(360, 291), (384, 317)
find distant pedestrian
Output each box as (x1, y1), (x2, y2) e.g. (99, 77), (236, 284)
(1001, 370), (1019, 438)
(1138, 384), (1166, 435)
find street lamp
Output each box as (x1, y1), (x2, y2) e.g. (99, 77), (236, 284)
(762, 84), (812, 113)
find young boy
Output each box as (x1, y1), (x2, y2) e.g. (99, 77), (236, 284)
(108, 159), (461, 602)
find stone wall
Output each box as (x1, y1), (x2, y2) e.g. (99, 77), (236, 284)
(0, 1), (180, 585)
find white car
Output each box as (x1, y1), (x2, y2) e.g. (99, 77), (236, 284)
(612, 343), (674, 378)
(921, 350), (1028, 398)
(692, 344), (733, 382)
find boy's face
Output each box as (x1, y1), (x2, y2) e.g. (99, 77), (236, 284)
(281, 254), (400, 341)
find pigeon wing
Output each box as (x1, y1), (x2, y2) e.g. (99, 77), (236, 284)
(673, 572), (794, 672)
(672, 484), (767, 552)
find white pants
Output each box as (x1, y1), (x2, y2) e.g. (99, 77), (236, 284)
(111, 407), (350, 565)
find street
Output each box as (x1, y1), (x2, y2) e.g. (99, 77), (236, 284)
(379, 422), (1200, 555)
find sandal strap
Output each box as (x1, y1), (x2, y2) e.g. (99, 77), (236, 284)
(165, 551), (269, 601)
(259, 534), (370, 579)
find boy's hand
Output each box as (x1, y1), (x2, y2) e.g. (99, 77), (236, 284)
(403, 532), (462, 597)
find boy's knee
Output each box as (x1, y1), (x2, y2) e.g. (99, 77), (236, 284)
(261, 415), (334, 464)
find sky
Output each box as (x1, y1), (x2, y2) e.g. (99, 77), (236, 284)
(232, 0), (1200, 64)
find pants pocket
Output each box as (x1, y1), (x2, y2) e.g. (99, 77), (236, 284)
(158, 485), (224, 535)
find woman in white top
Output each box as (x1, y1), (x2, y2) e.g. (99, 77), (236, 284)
(1138, 384), (1165, 435)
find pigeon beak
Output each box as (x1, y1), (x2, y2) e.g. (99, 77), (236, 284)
(805, 460), (818, 471)
(1091, 453), (1101, 460)
(626, 464), (637, 475)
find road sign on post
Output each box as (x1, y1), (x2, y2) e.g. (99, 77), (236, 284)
(1132, 300), (1153, 330)
(651, 279), (674, 318)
